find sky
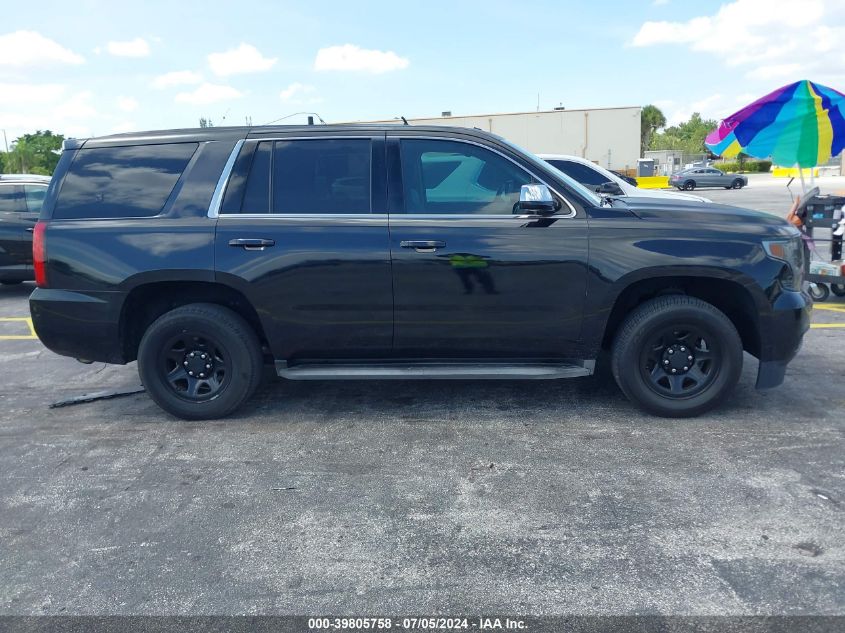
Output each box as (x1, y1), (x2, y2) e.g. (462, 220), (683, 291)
(1, 0), (844, 143)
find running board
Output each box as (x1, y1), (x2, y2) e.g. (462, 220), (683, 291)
(275, 360), (595, 380)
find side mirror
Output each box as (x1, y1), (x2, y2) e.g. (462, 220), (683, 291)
(595, 181), (624, 196)
(518, 184), (557, 214)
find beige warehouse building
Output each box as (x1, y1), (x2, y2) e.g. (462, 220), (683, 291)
(359, 106), (642, 172)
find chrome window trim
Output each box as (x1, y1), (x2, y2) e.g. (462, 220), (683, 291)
(207, 139), (244, 218)
(209, 134), (578, 220)
(394, 135), (577, 219)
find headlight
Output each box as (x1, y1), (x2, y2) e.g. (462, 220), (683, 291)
(763, 238), (804, 290)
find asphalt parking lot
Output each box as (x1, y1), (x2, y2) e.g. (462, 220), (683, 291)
(1, 184), (844, 616)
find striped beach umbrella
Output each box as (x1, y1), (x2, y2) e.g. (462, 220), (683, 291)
(705, 80), (845, 168)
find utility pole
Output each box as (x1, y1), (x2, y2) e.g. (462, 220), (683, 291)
(1, 129), (8, 153)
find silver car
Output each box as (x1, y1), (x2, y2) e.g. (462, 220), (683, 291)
(670, 168), (747, 191)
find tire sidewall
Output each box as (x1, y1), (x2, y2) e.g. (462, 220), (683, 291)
(614, 303), (742, 417)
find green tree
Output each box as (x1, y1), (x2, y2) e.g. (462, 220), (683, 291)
(0, 130), (64, 175)
(641, 104), (667, 156)
(650, 113), (718, 154)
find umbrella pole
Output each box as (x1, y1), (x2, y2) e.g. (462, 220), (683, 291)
(798, 163), (807, 194)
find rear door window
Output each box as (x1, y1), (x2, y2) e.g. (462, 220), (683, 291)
(0, 185), (24, 212)
(272, 139), (371, 214)
(53, 143), (198, 219)
(24, 184), (48, 212)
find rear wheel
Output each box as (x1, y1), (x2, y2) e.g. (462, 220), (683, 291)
(683, 180), (696, 191)
(611, 296), (742, 418)
(830, 283), (845, 297)
(732, 179), (744, 189)
(137, 303), (263, 420)
(808, 283), (830, 302)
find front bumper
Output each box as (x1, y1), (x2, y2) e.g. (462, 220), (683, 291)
(30, 288), (127, 364)
(755, 289), (811, 389)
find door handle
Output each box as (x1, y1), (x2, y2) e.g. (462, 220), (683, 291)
(26, 227), (34, 232)
(400, 240), (446, 253)
(229, 238), (275, 251)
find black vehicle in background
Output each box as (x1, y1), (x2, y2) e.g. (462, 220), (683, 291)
(0, 174), (50, 284)
(30, 125), (809, 420)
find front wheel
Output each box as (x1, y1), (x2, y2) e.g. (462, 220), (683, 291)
(732, 179), (744, 189)
(611, 296), (742, 418)
(137, 303), (263, 420)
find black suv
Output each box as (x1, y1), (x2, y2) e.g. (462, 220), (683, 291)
(30, 125), (810, 419)
(0, 174), (50, 284)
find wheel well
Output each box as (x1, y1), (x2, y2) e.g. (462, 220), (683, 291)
(601, 277), (761, 356)
(120, 281), (269, 362)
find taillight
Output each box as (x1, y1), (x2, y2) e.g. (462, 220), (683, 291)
(33, 221), (47, 287)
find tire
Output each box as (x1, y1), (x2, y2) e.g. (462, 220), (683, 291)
(611, 296), (742, 418)
(0, 280), (23, 285)
(830, 283), (845, 297)
(683, 180), (696, 191)
(732, 179), (744, 189)
(808, 283), (830, 302)
(137, 303), (263, 420)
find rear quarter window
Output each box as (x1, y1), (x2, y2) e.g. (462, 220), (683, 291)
(53, 143), (198, 219)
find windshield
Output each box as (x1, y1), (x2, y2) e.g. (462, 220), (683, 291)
(496, 137), (601, 205)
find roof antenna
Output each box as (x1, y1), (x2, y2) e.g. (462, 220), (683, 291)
(401, 116), (409, 125)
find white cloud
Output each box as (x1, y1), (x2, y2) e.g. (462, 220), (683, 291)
(0, 31), (84, 67)
(632, 0), (832, 69)
(117, 96), (139, 112)
(174, 83), (242, 105)
(152, 70), (203, 89)
(278, 82), (322, 105)
(0, 90), (97, 140)
(746, 63), (803, 81)
(208, 43), (276, 76)
(0, 83), (66, 106)
(314, 44), (409, 73)
(106, 37), (150, 58)
(109, 121), (137, 134)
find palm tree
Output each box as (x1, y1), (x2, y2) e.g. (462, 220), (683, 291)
(641, 105), (667, 156)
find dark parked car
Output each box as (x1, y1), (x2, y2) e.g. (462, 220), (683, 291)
(0, 174), (50, 284)
(30, 125), (809, 420)
(670, 167), (748, 191)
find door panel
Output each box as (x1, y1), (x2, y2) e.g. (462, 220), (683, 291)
(0, 185), (30, 277)
(388, 137), (588, 359)
(389, 215), (588, 358)
(214, 135), (393, 362)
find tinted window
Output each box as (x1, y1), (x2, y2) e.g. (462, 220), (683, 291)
(0, 185), (24, 212)
(547, 160), (608, 187)
(24, 184), (48, 212)
(401, 139), (532, 214)
(241, 142), (272, 213)
(54, 143), (198, 219)
(272, 139), (370, 214)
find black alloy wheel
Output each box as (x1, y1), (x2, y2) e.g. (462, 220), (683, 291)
(160, 331), (230, 402)
(683, 180), (696, 191)
(640, 325), (719, 399)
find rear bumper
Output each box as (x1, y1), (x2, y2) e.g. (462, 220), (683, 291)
(30, 288), (127, 364)
(755, 289), (811, 389)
